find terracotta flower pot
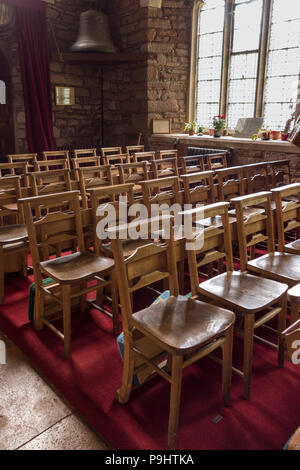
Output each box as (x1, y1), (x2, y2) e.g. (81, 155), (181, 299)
(271, 130), (281, 140)
(281, 133), (289, 141)
(189, 130), (195, 136)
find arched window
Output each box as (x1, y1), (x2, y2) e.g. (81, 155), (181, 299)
(0, 80), (5, 104)
(191, 0), (300, 131)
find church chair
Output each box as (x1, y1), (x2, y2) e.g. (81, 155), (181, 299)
(185, 201), (288, 399)
(242, 162), (270, 194)
(181, 170), (216, 206)
(110, 216), (235, 450)
(125, 145), (144, 157)
(42, 150), (70, 168)
(73, 148), (97, 159)
(231, 191), (300, 289)
(0, 162), (29, 186)
(116, 161), (149, 199)
(285, 283), (300, 327)
(35, 158), (69, 171)
(101, 146), (122, 161)
(77, 165), (113, 209)
(158, 149), (178, 160)
(133, 151), (156, 163)
(71, 156), (101, 170)
(215, 166), (245, 202)
(7, 153), (38, 171)
(140, 176), (182, 217)
(271, 183), (300, 255)
(151, 157), (179, 179)
(102, 153), (130, 166)
(205, 152), (227, 171)
(180, 155), (206, 175)
(268, 159), (291, 188)
(20, 191), (117, 357)
(0, 176), (28, 304)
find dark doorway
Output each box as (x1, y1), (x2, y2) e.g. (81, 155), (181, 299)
(0, 51), (15, 161)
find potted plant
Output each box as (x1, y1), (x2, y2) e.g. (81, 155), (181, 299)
(260, 127), (271, 140)
(197, 125), (204, 136)
(184, 121), (196, 136)
(271, 130), (281, 140)
(212, 115), (226, 137)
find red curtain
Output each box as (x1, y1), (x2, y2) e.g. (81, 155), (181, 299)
(4, 0), (55, 153)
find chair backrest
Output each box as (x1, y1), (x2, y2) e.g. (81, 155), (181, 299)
(109, 216), (179, 331)
(90, 183), (135, 254)
(0, 175), (24, 223)
(133, 151), (156, 163)
(20, 191), (85, 285)
(35, 159), (69, 171)
(271, 183), (300, 252)
(242, 162), (269, 194)
(231, 191), (275, 271)
(77, 165), (113, 209)
(73, 148), (97, 158)
(205, 152), (227, 170)
(71, 156), (101, 169)
(215, 166), (245, 202)
(7, 153), (37, 170)
(184, 201), (233, 296)
(151, 157), (179, 179)
(180, 155), (205, 174)
(42, 150), (70, 168)
(126, 145), (145, 156)
(102, 153), (129, 166)
(141, 176), (181, 215)
(101, 147), (122, 158)
(0, 162), (29, 186)
(158, 149), (178, 160)
(117, 162), (149, 196)
(181, 171), (215, 206)
(268, 159), (291, 188)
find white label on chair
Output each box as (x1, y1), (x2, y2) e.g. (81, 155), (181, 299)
(291, 340), (300, 365)
(0, 340), (6, 365)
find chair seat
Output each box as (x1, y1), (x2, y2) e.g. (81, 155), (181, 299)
(285, 238), (300, 253)
(102, 239), (153, 258)
(132, 295), (235, 354)
(3, 240), (28, 252)
(247, 252), (300, 284)
(198, 271), (288, 314)
(0, 203), (18, 212)
(228, 206), (265, 218)
(0, 224), (28, 245)
(287, 283), (300, 305)
(40, 251), (114, 284)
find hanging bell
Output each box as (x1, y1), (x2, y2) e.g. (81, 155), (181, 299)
(70, 10), (118, 53)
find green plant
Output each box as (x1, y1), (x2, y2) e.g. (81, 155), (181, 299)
(184, 121), (196, 132)
(198, 125), (204, 134)
(212, 115), (226, 130)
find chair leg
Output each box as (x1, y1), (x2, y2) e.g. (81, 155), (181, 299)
(111, 273), (119, 336)
(34, 287), (44, 330)
(278, 295), (287, 368)
(290, 302), (299, 326)
(62, 284), (71, 359)
(168, 354), (183, 450)
(222, 325), (233, 407)
(116, 331), (135, 404)
(243, 314), (254, 400)
(178, 260), (185, 294)
(0, 254), (4, 305)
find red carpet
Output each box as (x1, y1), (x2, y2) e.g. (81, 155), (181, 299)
(0, 271), (300, 450)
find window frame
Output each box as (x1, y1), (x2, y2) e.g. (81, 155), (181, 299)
(189, 0), (298, 130)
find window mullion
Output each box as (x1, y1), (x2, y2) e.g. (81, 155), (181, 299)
(255, 0), (273, 117)
(220, 0), (234, 118)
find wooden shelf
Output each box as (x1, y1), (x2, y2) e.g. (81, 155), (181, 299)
(58, 52), (149, 64)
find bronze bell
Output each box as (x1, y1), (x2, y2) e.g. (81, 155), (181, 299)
(70, 10), (118, 53)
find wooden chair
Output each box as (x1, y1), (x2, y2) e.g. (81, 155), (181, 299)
(110, 217), (235, 449)
(182, 171), (215, 206)
(133, 151), (156, 163)
(271, 183), (300, 254)
(0, 162), (29, 186)
(7, 153), (37, 171)
(102, 153), (130, 166)
(185, 201), (288, 399)
(141, 176), (182, 216)
(158, 149), (178, 160)
(77, 165), (113, 209)
(180, 155), (205, 175)
(151, 157), (179, 179)
(205, 152), (227, 170)
(231, 191), (300, 289)
(0, 176), (28, 303)
(215, 166), (245, 202)
(20, 191), (118, 357)
(117, 162), (149, 198)
(35, 159), (69, 171)
(42, 150), (70, 168)
(73, 148), (97, 159)
(71, 156), (101, 170)
(268, 159), (291, 188)
(101, 147), (122, 161)
(243, 162), (269, 194)
(126, 145), (145, 157)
